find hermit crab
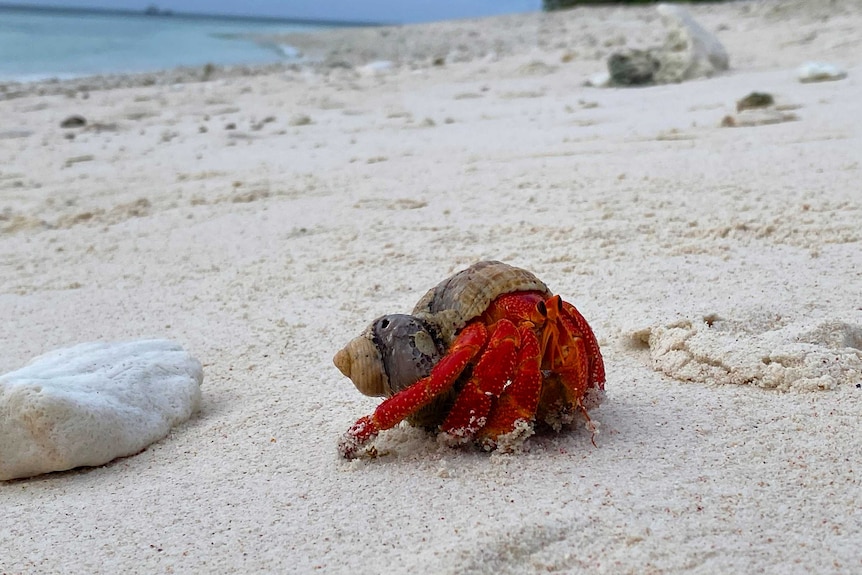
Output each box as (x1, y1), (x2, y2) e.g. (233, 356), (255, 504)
(334, 261), (605, 458)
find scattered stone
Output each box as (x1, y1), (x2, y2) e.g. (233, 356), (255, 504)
(601, 3), (729, 87)
(736, 92), (775, 112)
(654, 3), (729, 83)
(0, 340), (203, 480)
(608, 50), (661, 86)
(586, 72), (611, 88)
(798, 62), (847, 83)
(721, 109), (799, 128)
(64, 154), (94, 167)
(60, 115), (86, 128)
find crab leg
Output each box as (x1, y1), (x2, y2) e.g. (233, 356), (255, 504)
(551, 309), (602, 445)
(338, 321), (488, 459)
(561, 301), (605, 388)
(439, 319), (521, 443)
(478, 325), (543, 446)
(551, 333), (590, 405)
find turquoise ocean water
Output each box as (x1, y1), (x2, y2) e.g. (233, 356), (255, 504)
(0, 7), (344, 82)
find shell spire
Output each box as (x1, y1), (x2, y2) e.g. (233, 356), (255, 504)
(333, 333), (389, 397)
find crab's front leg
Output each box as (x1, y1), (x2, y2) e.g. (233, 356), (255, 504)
(439, 319), (521, 443)
(338, 321), (488, 459)
(477, 325), (543, 448)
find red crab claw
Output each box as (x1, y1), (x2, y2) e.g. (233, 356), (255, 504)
(560, 300), (605, 389)
(536, 297), (605, 444)
(476, 324), (543, 446)
(338, 321), (488, 459)
(438, 319), (522, 443)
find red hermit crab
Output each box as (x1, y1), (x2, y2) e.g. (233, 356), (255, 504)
(334, 261), (605, 458)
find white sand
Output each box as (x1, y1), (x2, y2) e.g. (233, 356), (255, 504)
(2, 1), (861, 572)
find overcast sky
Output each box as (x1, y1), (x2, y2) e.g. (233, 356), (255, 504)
(11, 0), (543, 23)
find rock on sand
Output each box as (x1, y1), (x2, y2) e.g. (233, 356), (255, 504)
(0, 340), (203, 481)
(655, 3), (729, 83)
(606, 4), (730, 86)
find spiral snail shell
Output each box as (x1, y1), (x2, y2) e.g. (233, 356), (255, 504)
(410, 260), (550, 344)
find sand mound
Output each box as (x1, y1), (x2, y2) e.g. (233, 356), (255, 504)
(626, 313), (862, 391)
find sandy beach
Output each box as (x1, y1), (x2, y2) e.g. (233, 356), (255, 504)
(2, 0), (861, 573)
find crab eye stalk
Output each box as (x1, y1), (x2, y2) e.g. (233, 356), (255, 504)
(536, 300), (548, 318)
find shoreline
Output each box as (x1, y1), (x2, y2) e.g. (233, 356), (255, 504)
(0, 5), (342, 92)
(0, 61), (302, 100)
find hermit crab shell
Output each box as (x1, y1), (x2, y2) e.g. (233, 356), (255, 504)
(333, 261), (551, 406)
(412, 260), (551, 346)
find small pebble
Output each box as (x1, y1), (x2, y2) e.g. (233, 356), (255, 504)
(60, 115), (87, 128)
(798, 62), (847, 83)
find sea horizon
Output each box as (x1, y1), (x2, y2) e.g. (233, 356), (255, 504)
(0, 2), (386, 28)
(0, 4), (380, 82)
